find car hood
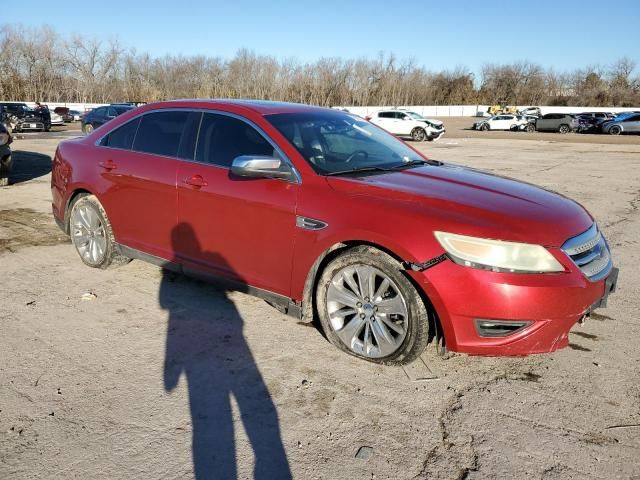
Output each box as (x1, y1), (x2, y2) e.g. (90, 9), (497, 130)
(417, 118), (443, 127)
(326, 164), (592, 247)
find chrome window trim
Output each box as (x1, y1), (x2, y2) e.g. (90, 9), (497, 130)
(94, 107), (302, 184)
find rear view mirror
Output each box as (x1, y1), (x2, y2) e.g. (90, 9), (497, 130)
(231, 155), (293, 180)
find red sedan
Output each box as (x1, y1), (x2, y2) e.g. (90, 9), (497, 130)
(51, 100), (617, 364)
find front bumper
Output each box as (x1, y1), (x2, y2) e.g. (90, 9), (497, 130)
(427, 129), (445, 141)
(410, 252), (617, 356)
(18, 121), (45, 131)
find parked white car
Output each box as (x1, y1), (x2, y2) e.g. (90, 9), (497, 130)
(473, 114), (529, 131)
(50, 112), (64, 126)
(367, 109), (445, 141)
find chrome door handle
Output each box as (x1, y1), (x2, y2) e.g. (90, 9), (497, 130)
(183, 175), (208, 188)
(98, 160), (117, 170)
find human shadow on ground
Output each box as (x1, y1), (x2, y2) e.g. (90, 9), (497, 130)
(160, 223), (291, 479)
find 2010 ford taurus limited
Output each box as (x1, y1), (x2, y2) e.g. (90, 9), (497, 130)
(51, 100), (618, 365)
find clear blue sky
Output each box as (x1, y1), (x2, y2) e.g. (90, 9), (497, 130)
(4, 0), (640, 75)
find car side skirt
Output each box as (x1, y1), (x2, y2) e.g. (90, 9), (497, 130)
(117, 244), (303, 320)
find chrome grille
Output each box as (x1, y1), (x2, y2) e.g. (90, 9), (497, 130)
(561, 224), (612, 281)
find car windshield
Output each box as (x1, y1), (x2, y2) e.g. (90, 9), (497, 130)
(406, 111), (424, 119)
(265, 111), (426, 175)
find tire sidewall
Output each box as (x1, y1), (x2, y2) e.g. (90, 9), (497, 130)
(315, 246), (429, 365)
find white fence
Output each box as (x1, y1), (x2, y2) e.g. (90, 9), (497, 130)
(335, 105), (640, 117)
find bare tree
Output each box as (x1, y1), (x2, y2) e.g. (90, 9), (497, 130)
(1, 24), (638, 107)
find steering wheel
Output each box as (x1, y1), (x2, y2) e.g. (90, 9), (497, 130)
(345, 150), (369, 164)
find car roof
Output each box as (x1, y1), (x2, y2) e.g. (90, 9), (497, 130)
(142, 99), (330, 116)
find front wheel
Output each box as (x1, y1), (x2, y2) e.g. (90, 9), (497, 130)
(558, 124), (570, 134)
(82, 123), (94, 135)
(316, 246), (430, 365)
(526, 123), (536, 132)
(69, 194), (130, 269)
(410, 127), (426, 142)
(479, 123), (489, 131)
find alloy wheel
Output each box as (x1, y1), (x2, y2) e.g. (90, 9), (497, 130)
(326, 265), (409, 358)
(71, 204), (107, 265)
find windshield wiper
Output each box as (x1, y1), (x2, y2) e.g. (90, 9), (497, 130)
(324, 166), (392, 176)
(390, 159), (444, 170)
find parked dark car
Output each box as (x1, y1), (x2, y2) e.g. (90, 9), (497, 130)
(0, 113), (13, 186)
(0, 102), (49, 132)
(533, 113), (579, 133)
(51, 100), (617, 364)
(54, 107), (75, 123)
(81, 104), (135, 134)
(576, 112), (617, 133)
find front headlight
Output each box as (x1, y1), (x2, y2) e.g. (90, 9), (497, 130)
(434, 231), (564, 273)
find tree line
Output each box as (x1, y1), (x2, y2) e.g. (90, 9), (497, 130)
(1, 24), (639, 107)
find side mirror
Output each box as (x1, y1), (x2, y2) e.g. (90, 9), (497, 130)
(231, 155), (293, 180)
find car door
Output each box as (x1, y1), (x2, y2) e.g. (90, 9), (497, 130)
(490, 115), (507, 130)
(176, 111), (298, 296)
(87, 107), (106, 127)
(396, 113), (413, 135)
(536, 114), (553, 130)
(97, 110), (193, 259)
(623, 114), (640, 132)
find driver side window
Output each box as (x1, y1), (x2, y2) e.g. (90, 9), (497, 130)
(195, 113), (275, 167)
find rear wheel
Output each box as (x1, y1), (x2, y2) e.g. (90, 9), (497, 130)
(609, 125), (622, 135)
(410, 127), (426, 142)
(69, 194), (130, 269)
(83, 123), (94, 135)
(526, 123), (535, 133)
(558, 124), (570, 134)
(316, 246), (430, 365)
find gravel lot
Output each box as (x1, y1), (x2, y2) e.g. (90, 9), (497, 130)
(1, 130), (639, 479)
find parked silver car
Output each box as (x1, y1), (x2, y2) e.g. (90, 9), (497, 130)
(601, 112), (640, 135)
(534, 113), (579, 133)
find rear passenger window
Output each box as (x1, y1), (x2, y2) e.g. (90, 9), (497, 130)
(101, 117), (140, 149)
(195, 113), (274, 167)
(133, 111), (189, 157)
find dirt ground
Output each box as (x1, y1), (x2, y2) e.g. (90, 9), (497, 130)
(0, 131), (639, 479)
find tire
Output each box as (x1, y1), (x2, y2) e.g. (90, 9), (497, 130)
(0, 154), (12, 186)
(479, 123), (489, 131)
(315, 245), (430, 365)
(83, 123), (94, 135)
(0, 167), (8, 186)
(526, 123), (535, 133)
(558, 124), (570, 134)
(69, 194), (130, 269)
(410, 127), (426, 142)
(609, 125), (622, 135)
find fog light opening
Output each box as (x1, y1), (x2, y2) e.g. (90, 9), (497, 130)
(474, 319), (533, 338)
